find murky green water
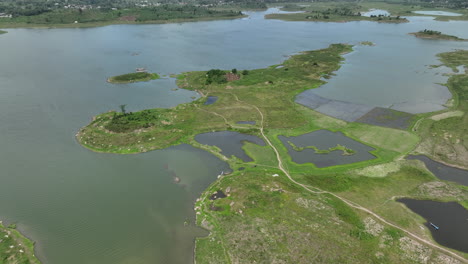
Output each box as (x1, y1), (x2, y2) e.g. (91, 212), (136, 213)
(1, 8), (468, 263)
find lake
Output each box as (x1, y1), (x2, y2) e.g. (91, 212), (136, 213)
(1, 8), (468, 264)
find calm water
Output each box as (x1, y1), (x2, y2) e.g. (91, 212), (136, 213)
(1, 8), (468, 264)
(407, 155), (468, 186)
(398, 199), (468, 253)
(413, 10), (462, 16)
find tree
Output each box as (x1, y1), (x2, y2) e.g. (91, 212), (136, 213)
(119, 104), (127, 114)
(232, 68), (237, 74)
(242, 70), (249, 75)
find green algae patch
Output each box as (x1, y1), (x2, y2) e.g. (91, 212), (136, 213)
(107, 72), (160, 84)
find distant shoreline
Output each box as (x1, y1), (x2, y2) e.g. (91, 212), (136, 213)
(0, 14), (246, 30)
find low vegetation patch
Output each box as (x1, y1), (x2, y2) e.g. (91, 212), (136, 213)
(0, 30), (6, 34)
(107, 72), (159, 84)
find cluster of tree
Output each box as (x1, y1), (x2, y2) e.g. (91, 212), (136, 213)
(419, 29), (442, 35)
(106, 107), (162, 133)
(206, 69), (227, 84)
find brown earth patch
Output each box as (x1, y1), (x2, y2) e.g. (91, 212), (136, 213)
(119, 16), (137, 21)
(225, 73), (240, 82)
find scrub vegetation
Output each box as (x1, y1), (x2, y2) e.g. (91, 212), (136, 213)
(410, 29), (466, 41)
(107, 72), (160, 84)
(0, 221), (40, 264)
(78, 44), (468, 262)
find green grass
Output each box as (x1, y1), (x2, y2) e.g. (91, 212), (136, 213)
(107, 72), (160, 84)
(0, 30), (6, 34)
(0, 221), (41, 264)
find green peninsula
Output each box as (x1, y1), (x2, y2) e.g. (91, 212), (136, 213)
(107, 72), (160, 84)
(410, 29), (466, 41)
(0, 5), (243, 29)
(0, 221), (41, 264)
(77, 44), (468, 263)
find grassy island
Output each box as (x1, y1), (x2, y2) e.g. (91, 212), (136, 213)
(0, 221), (41, 264)
(0, 30), (6, 34)
(77, 43), (468, 263)
(107, 72), (160, 84)
(410, 29), (466, 41)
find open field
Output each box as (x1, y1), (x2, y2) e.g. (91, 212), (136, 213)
(0, 221), (41, 264)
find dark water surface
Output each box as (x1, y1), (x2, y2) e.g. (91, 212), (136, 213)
(1, 7), (468, 264)
(398, 198), (468, 253)
(279, 130), (375, 167)
(407, 155), (468, 186)
(204, 96), (218, 105)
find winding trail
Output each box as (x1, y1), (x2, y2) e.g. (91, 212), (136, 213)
(237, 96), (468, 262)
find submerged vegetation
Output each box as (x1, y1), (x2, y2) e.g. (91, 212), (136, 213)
(410, 29), (466, 41)
(107, 72), (160, 84)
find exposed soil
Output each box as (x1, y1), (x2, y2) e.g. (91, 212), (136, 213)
(225, 73), (240, 82)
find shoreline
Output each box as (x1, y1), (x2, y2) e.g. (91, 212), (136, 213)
(0, 220), (41, 264)
(0, 14), (246, 30)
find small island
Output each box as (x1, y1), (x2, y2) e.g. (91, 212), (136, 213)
(410, 29), (466, 41)
(107, 71), (160, 84)
(0, 30), (6, 34)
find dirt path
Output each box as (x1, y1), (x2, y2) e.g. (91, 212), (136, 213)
(240, 97), (468, 263)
